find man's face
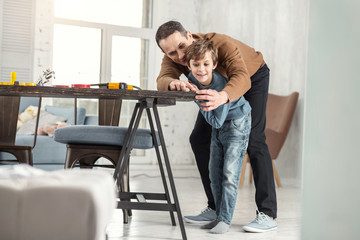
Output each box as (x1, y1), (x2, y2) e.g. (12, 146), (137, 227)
(159, 31), (194, 66)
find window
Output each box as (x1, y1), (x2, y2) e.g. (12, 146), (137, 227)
(53, 0), (153, 89)
(52, 0), (154, 162)
(54, 0), (152, 28)
(53, 25), (101, 86)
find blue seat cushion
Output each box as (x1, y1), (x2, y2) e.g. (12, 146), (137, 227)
(54, 125), (160, 149)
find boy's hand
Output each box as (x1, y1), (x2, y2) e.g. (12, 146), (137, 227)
(169, 80), (197, 92)
(188, 82), (199, 92)
(196, 89), (229, 111)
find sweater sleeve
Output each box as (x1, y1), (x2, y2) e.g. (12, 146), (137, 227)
(207, 33), (264, 101)
(216, 40), (251, 101)
(197, 102), (230, 129)
(156, 55), (189, 91)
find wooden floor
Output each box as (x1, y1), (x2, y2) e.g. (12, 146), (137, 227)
(106, 167), (302, 240)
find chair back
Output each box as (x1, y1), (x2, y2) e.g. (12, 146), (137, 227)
(0, 96), (20, 145)
(98, 99), (122, 126)
(265, 92), (299, 159)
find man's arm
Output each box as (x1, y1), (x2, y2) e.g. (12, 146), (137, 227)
(195, 33), (263, 110)
(219, 42), (252, 101)
(195, 45), (251, 110)
(156, 55), (196, 92)
(195, 89), (229, 111)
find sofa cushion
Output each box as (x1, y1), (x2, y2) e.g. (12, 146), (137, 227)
(19, 97), (40, 112)
(0, 165), (116, 240)
(45, 105), (86, 125)
(17, 111), (67, 135)
(54, 125), (160, 149)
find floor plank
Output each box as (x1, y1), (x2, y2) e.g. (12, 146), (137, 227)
(106, 168), (302, 240)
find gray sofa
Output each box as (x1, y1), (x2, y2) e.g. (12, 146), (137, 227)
(0, 97), (98, 171)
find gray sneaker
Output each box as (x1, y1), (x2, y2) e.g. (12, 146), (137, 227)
(243, 210), (277, 233)
(183, 207), (217, 224)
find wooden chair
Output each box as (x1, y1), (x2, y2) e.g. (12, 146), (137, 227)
(0, 96), (41, 165)
(239, 92), (299, 188)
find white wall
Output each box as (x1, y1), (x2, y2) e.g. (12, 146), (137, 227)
(301, 0), (360, 239)
(33, 0), (54, 83)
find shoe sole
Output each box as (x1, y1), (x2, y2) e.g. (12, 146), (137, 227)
(243, 226), (277, 233)
(183, 217), (213, 225)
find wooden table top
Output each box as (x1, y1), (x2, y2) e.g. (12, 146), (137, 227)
(0, 85), (196, 102)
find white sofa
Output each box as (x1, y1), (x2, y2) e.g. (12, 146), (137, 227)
(0, 165), (116, 240)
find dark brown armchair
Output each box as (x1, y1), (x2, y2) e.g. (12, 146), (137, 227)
(239, 92), (299, 187)
(0, 96), (41, 165)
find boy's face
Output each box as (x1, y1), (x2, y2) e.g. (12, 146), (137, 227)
(188, 51), (217, 86)
(159, 31), (194, 66)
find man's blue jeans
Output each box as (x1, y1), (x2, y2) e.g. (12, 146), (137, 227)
(209, 112), (251, 224)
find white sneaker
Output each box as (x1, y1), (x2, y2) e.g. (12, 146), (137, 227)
(243, 210), (277, 233)
(183, 207), (217, 224)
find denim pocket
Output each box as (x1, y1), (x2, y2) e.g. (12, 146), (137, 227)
(230, 113), (251, 135)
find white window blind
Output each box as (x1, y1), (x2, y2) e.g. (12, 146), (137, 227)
(0, 0), (35, 83)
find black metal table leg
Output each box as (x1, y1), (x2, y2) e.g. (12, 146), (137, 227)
(114, 98), (187, 240)
(152, 103), (187, 240)
(146, 107), (176, 226)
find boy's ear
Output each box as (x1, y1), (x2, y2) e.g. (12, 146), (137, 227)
(187, 64), (191, 71)
(213, 62), (218, 69)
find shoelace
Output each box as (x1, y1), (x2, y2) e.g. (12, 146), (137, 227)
(201, 207), (212, 213)
(255, 210), (269, 224)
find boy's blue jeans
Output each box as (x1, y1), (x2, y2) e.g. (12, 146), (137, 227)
(209, 112), (251, 224)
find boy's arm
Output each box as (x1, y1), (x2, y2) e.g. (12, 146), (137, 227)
(196, 101), (230, 129)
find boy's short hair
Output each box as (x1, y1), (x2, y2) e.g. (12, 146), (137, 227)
(186, 39), (218, 66)
(155, 21), (187, 49)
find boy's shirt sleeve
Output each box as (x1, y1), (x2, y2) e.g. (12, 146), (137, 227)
(188, 72), (230, 129)
(197, 102), (230, 129)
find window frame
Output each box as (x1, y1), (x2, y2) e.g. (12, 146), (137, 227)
(53, 4), (157, 164)
(54, 17), (156, 87)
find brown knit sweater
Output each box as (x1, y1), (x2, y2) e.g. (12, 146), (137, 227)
(156, 32), (265, 101)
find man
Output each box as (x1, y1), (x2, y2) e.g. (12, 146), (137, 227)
(155, 20), (277, 232)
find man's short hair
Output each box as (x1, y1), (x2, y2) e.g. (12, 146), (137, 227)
(155, 21), (187, 49)
(186, 39), (218, 66)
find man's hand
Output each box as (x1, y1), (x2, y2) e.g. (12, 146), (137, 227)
(195, 89), (229, 111)
(169, 80), (198, 92)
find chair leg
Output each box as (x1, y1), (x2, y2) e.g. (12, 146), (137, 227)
(126, 164), (132, 217)
(272, 161), (282, 187)
(64, 145), (132, 222)
(120, 156), (131, 223)
(239, 153), (249, 188)
(11, 149), (33, 166)
(120, 174), (129, 224)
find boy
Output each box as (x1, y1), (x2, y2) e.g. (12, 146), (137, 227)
(186, 39), (251, 234)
